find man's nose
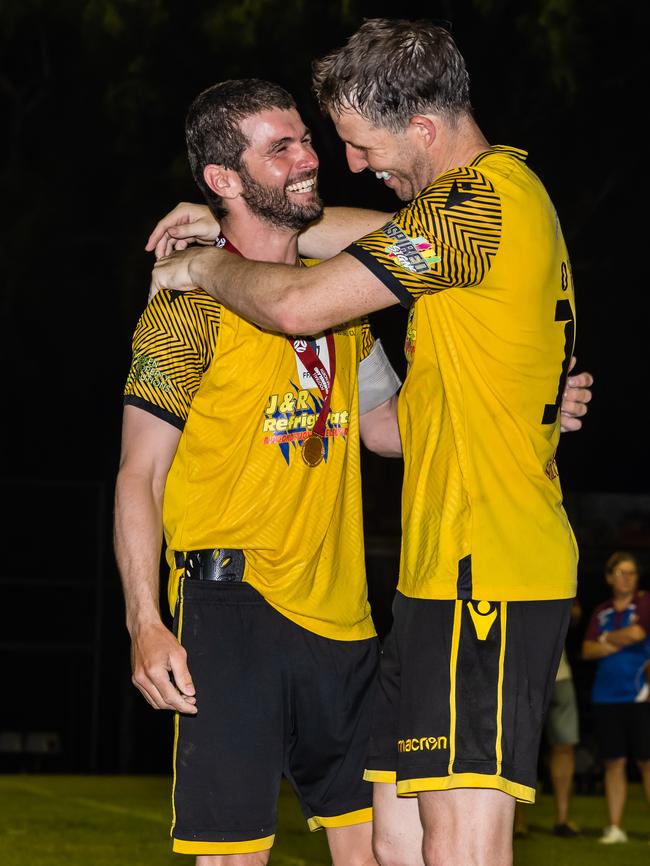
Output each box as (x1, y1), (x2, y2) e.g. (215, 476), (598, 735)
(296, 145), (318, 172)
(345, 144), (367, 173)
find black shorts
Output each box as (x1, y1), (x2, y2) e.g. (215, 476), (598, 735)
(593, 702), (650, 761)
(171, 579), (378, 856)
(365, 593), (571, 803)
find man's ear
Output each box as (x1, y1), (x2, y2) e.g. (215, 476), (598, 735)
(203, 164), (242, 200)
(408, 115), (437, 148)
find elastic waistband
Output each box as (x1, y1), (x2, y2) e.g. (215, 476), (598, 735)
(174, 549), (245, 582)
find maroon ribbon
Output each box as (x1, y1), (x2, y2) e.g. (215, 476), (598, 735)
(290, 333), (336, 438)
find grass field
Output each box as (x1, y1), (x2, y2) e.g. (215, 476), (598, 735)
(0, 775), (647, 865)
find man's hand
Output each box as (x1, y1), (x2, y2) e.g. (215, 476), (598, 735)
(560, 357), (593, 432)
(149, 247), (208, 301)
(145, 202), (219, 260)
(130, 620), (197, 714)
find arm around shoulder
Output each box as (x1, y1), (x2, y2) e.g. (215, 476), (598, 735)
(297, 207), (393, 260)
(151, 245), (400, 334)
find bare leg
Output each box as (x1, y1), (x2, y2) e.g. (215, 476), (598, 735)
(326, 821), (379, 866)
(196, 851), (270, 866)
(603, 757), (627, 828)
(419, 788), (516, 866)
(638, 760), (650, 807)
(549, 743), (574, 824)
(372, 782), (425, 866)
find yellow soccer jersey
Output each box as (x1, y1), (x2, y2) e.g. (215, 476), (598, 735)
(346, 146), (578, 602)
(124, 286), (376, 640)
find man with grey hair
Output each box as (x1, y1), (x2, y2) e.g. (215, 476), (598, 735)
(147, 19), (592, 866)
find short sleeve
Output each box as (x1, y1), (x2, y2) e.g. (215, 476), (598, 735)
(345, 166), (503, 306)
(124, 289), (220, 429)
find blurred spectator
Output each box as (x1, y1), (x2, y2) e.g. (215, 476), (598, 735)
(582, 551), (650, 844)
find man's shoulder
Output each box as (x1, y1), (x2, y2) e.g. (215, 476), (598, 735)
(412, 146), (529, 204)
(134, 290), (221, 364)
(403, 154), (512, 220)
(149, 287), (221, 316)
(470, 145), (528, 172)
(143, 288), (221, 336)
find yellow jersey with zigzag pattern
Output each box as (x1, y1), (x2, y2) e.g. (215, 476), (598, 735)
(346, 146), (578, 601)
(124, 287), (375, 640)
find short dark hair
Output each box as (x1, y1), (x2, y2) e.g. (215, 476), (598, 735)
(312, 18), (471, 132)
(605, 551), (640, 575)
(185, 79), (296, 217)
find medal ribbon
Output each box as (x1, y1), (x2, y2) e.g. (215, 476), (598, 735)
(217, 233), (336, 441)
(290, 332), (336, 439)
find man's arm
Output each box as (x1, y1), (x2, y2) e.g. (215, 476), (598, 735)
(151, 245), (398, 334)
(150, 241), (593, 429)
(359, 374), (590, 454)
(360, 394), (402, 457)
(560, 357), (593, 432)
(114, 405), (197, 714)
(602, 595), (650, 647)
(582, 638), (620, 660)
(298, 207), (393, 260)
(145, 203), (392, 262)
(601, 623), (647, 647)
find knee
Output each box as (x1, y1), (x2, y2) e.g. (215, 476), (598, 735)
(372, 834), (417, 866)
(196, 854), (270, 866)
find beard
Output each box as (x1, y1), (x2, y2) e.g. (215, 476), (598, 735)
(239, 165), (324, 231)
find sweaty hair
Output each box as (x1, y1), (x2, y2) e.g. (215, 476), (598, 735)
(312, 18), (471, 132)
(185, 78), (296, 217)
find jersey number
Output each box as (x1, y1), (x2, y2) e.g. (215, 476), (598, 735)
(542, 290), (575, 425)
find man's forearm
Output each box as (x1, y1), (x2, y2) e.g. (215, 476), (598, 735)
(167, 245), (397, 335)
(582, 639), (619, 660)
(603, 624), (647, 647)
(298, 207), (392, 260)
(188, 251), (301, 332)
(360, 394), (402, 458)
(114, 469), (166, 634)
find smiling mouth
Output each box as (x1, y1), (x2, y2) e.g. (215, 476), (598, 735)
(286, 177), (317, 193)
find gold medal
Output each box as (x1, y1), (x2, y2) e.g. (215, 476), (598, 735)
(302, 433), (325, 467)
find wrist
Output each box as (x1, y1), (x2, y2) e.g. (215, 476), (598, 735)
(126, 610), (162, 637)
(187, 247), (213, 288)
(598, 632), (610, 645)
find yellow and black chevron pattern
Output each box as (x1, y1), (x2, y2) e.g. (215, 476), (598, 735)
(351, 165), (502, 302)
(124, 289), (220, 425)
(359, 317), (374, 361)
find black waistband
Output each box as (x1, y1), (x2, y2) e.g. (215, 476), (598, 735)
(174, 549), (245, 582)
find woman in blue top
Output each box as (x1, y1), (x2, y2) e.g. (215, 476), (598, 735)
(583, 551), (650, 845)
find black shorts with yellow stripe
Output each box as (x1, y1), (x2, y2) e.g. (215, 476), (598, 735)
(365, 592), (571, 802)
(171, 579), (378, 856)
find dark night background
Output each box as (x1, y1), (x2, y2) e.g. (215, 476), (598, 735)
(0, 0), (647, 779)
